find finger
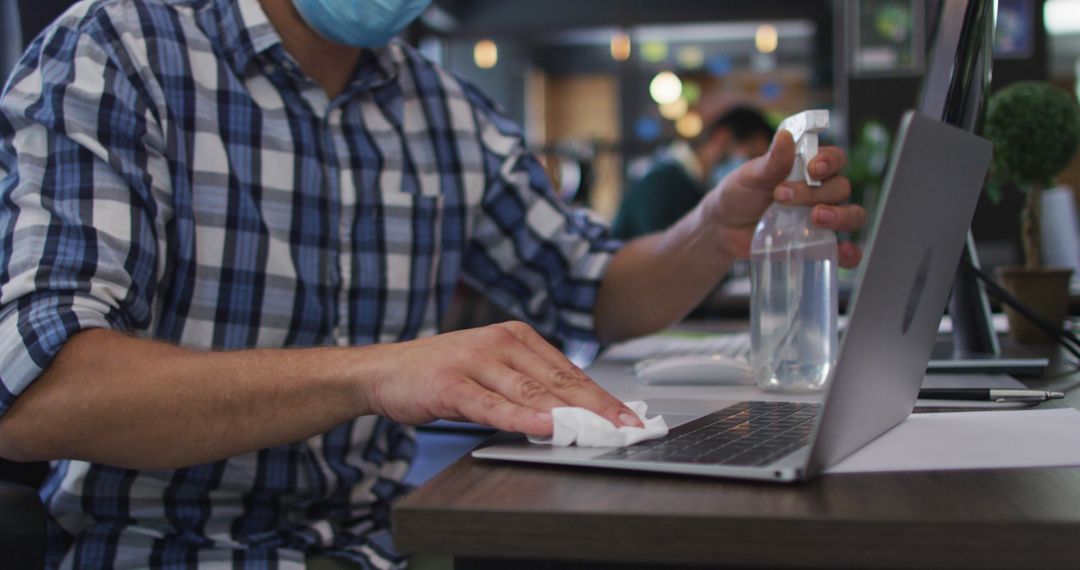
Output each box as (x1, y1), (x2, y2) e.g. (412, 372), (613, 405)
(839, 241), (863, 268)
(811, 204), (866, 233)
(808, 146), (848, 181)
(737, 129), (795, 190)
(452, 381), (554, 437)
(503, 338), (643, 428)
(472, 361), (572, 413)
(498, 321), (578, 372)
(495, 322), (644, 428)
(773, 176), (851, 206)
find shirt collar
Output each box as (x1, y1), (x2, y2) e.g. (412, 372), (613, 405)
(345, 41), (401, 93)
(214, 0), (280, 76)
(213, 0), (400, 91)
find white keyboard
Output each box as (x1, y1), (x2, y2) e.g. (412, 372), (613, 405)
(604, 332), (752, 362)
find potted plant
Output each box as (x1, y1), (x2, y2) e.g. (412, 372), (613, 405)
(983, 81), (1080, 344)
(846, 119), (892, 240)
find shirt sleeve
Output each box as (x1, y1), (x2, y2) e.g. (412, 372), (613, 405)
(0, 19), (168, 418)
(458, 84), (622, 344)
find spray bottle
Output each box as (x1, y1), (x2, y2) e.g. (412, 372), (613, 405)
(750, 110), (839, 392)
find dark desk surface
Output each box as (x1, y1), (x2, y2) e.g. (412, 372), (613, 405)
(393, 344), (1080, 569)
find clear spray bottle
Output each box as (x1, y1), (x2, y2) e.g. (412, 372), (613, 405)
(750, 110), (838, 392)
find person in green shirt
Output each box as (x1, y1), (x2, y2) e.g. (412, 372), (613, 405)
(613, 106), (775, 239)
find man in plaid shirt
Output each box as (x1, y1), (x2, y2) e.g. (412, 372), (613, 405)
(0, 0), (865, 567)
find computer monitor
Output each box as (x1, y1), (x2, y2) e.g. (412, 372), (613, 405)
(917, 0), (1047, 375)
(919, 0), (1000, 357)
(920, 0), (994, 132)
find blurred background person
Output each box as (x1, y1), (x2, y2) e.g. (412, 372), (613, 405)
(612, 105), (775, 239)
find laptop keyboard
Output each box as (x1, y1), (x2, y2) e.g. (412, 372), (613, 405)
(596, 401), (820, 467)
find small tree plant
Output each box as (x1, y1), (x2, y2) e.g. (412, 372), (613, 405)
(984, 81), (1080, 270)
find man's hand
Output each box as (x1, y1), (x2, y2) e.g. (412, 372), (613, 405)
(364, 321), (642, 437)
(0, 323), (639, 470)
(700, 130), (866, 268)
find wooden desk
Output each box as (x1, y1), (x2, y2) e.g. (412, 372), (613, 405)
(393, 348), (1080, 569)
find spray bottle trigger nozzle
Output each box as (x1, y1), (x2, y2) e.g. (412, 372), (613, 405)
(778, 110), (830, 187)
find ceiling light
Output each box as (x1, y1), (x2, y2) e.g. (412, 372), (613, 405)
(474, 39), (498, 69)
(755, 24), (778, 54)
(1045, 0), (1080, 35)
(610, 31), (631, 61)
(649, 71), (683, 105)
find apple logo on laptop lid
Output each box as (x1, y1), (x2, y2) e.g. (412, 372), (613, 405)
(902, 246), (934, 335)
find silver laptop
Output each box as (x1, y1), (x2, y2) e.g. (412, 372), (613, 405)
(473, 111), (993, 482)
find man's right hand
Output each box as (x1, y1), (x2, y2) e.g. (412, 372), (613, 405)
(362, 321), (643, 437)
(0, 323), (638, 471)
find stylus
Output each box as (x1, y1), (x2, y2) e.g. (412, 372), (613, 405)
(918, 388), (1065, 402)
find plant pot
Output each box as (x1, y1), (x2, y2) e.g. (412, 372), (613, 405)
(996, 266), (1074, 345)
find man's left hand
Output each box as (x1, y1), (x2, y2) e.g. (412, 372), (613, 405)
(700, 130), (866, 268)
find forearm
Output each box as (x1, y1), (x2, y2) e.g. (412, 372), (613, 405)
(0, 329), (375, 470)
(595, 206), (739, 344)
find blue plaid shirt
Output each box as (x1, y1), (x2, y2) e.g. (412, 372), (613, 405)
(0, 0), (619, 567)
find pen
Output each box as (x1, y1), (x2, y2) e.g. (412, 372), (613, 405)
(917, 389), (1065, 403)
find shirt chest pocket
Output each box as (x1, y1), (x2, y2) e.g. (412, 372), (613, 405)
(354, 124), (449, 284)
(374, 184), (444, 284)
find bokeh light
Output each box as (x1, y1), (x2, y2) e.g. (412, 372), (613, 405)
(755, 24), (778, 54)
(474, 39), (498, 69)
(682, 80), (702, 104)
(676, 45), (705, 69)
(641, 40), (669, 63)
(610, 31), (631, 61)
(676, 111), (703, 138)
(659, 98), (689, 120)
(649, 71), (683, 105)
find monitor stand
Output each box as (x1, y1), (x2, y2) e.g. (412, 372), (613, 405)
(926, 335), (1049, 377)
(926, 235), (1049, 377)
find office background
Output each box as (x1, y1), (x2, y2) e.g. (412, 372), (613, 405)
(401, 0), (1080, 270)
(4, 0), (1079, 269)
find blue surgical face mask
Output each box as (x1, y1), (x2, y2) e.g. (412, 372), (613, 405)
(710, 155), (747, 187)
(291, 0), (433, 48)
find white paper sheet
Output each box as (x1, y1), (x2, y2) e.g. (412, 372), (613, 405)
(828, 408), (1080, 474)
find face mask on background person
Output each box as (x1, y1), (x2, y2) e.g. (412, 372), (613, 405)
(292, 0), (433, 48)
(710, 155), (748, 188)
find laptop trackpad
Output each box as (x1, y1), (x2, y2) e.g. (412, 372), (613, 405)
(644, 398), (743, 428)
